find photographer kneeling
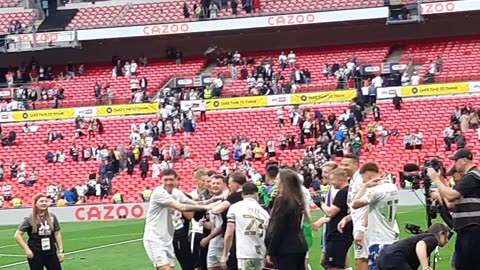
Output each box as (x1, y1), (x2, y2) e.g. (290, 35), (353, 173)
(377, 223), (450, 270)
(427, 148), (480, 270)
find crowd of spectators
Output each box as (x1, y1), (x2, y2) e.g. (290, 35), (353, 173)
(442, 103), (480, 152)
(209, 96), (400, 192)
(4, 98), (196, 206)
(0, 56), (151, 112)
(183, 0), (259, 19)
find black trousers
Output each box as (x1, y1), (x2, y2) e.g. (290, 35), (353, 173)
(277, 252), (306, 270)
(190, 232), (203, 269)
(199, 243), (208, 270)
(455, 226), (480, 270)
(28, 252), (62, 270)
(173, 234), (196, 270)
(377, 251), (412, 270)
(227, 246), (238, 270)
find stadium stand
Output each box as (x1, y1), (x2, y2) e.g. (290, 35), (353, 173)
(0, 0), (21, 8)
(65, 5), (124, 30)
(25, 58), (207, 108)
(118, 1), (197, 26)
(0, 92), (477, 207)
(0, 11), (36, 34)
(62, 0), (448, 29)
(213, 45), (390, 96)
(403, 38), (480, 83)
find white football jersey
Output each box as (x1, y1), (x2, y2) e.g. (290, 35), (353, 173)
(209, 213), (224, 248)
(227, 198), (270, 259)
(143, 187), (188, 244)
(364, 181), (400, 245)
(347, 170), (367, 232)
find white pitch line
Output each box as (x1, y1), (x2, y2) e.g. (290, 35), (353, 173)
(64, 232), (143, 242)
(0, 245), (16, 250)
(0, 232), (142, 250)
(0, 238), (141, 269)
(0, 254), (24, 258)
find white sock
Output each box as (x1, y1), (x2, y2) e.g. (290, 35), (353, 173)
(344, 267), (353, 270)
(307, 264), (312, 270)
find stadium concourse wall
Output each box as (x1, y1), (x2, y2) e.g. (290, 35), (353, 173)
(180, 81), (480, 111)
(0, 190), (426, 225)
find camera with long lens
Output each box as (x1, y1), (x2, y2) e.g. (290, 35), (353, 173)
(401, 156), (451, 230)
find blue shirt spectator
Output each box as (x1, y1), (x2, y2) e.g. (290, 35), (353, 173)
(335, 130), (346, 142)
(64, 190), (77, 204)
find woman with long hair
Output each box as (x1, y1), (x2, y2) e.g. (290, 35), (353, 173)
(14, 194), (64, 270)
(266, 169), (308, 270)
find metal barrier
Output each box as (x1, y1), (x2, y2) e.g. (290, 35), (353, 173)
(2, 30), (80, 53)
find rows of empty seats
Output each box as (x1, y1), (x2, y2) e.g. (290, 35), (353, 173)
(118, 1), (195, 26)
(0, 11), (36, 34)
(66, 5), (124, 30)
(404, 38), (480, 83)
(214, 45), (390, 97)
(32, 59), (207, 109)
(64, 0), (449, 30)
(1, 92), (478, 207)
(0, 0), (20, 8)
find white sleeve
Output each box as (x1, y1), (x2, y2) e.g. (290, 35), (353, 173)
(151, 188), (173, 207)
(227, 205), (236, 224)
(363, 187), (384, 204)
(173, 189), (190, 204)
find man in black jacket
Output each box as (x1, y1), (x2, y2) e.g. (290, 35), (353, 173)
(428, 149), (480, 270)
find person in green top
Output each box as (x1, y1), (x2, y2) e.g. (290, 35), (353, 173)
(352, 135), (362, 156)
(367, 121), (376, 132)
(258, 165), (279, 211)
(436, 55), (443, 73)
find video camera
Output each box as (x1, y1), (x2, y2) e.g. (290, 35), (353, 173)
(402, 156), (453, 230)
(400, 156), (445, 190)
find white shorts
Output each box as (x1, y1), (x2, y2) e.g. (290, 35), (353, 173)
(207, 246), (223, 268)
(353, 231), (369, 259)
(238, 258), (264, 270)
(143, 239), (176, 268)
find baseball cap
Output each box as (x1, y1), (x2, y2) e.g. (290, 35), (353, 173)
(449, 149), (473, 161)
(445, 166), (457, 177)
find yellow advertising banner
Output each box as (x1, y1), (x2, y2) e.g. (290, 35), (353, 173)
(291, 90), (357, 104)
(12, 108), (75, 121)
(97, 103), (159, 116)
(206, 96), (268, 110)
(401, 82), (469, 97)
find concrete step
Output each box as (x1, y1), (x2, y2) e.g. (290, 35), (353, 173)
(200, 63), (217, 76)
(385, 46), (406, 63)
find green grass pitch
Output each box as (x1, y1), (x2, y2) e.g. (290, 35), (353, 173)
(0, 206), (454, 269)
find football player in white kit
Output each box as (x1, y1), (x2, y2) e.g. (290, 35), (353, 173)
(189, 168), (208, 269)
(143, 169), (216, 270)
(200, 175), (228, 270)
(221, 183), (270, 270)
(341, 154), (369, 270)
(352, 162), (400, 270)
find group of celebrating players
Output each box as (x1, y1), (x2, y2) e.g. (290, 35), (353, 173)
(142, 154), (450, 270)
